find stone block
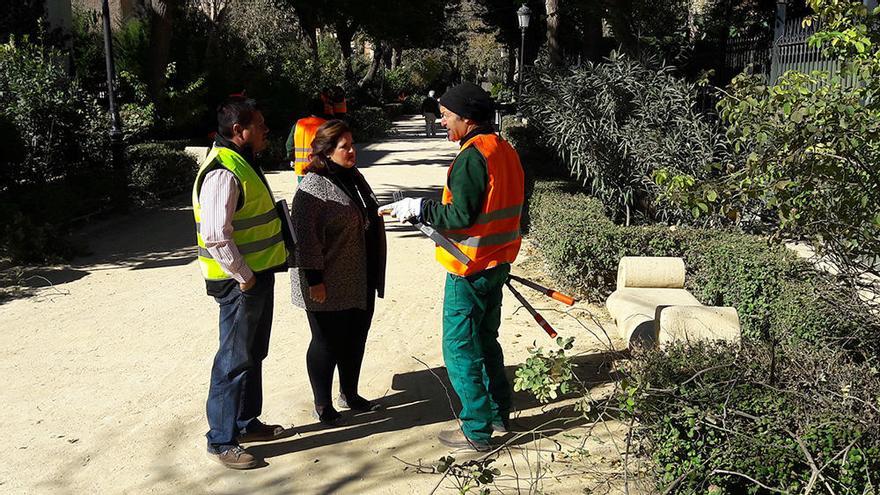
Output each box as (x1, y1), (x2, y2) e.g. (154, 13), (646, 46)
(657, 305), (741, 346)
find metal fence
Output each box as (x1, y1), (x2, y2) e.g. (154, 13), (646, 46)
(725, 10), (865, 86)
(724, 35), (771, 79)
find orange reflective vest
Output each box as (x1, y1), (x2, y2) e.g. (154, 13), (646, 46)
(333, 97), (347, 115)
(291, 116), (326, 176)
(436, 133), (524, 276)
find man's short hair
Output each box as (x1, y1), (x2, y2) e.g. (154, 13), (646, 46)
(217, 96), (260, 138)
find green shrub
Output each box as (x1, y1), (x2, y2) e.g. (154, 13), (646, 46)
(656, 0), (880, 284)
(127, 142), (198, 205)
(0, 37), (108, 189)
(528, 181), (878, 350)
(348, 106), (394, 142)
(625, 342), (880, 494)
(522, 53), (729, 224)
(0, 37), (111, 262)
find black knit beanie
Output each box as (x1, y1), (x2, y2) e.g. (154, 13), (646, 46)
(439, 82), (493, 123)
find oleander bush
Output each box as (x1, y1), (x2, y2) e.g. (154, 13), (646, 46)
(0, 37), (110, 262)
(521, 53), (730, 225)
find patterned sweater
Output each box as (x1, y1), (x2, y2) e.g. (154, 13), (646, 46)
(289, 170), (386, 311)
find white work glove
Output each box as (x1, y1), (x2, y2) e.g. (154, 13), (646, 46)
(379, 197), (423, 223)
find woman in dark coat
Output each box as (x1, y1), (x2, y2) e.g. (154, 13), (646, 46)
(289, 120), (387, 426)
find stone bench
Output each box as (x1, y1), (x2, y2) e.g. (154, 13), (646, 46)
(605, 256), (741, 348)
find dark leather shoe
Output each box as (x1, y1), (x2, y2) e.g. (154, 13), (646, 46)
(438, 428), (491, 452)
(237, 422), (286, 443)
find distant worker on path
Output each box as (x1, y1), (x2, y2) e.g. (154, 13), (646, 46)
(193, 96), (289, 469)
(320, 87), (335, 117)
(420, 90), (440, 137)
(380, 83), (525, 452)
(286, 98), (328, 184)
(331, 85), (348, 119)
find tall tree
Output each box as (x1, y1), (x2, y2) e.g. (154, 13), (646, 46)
(359, 41), (385, 87)
(545, 0), (562, 65)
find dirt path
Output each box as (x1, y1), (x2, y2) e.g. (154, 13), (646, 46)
(0, 116), (637, 494)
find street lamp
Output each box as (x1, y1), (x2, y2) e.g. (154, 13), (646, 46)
(516, 3), (531, 114)
(101, 0), (127, 210)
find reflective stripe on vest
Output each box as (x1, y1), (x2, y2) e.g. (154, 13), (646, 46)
(192, 146), (288, 281)
(292, 116), (326, 176)
(436, 133), (525, 276)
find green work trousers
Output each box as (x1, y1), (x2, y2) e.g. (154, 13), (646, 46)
(442, 263), (512, 442)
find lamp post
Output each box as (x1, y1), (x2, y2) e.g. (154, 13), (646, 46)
(516, 3), (531, 115)
(101, 0), (127, 211)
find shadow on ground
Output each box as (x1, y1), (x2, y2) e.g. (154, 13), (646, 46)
(248, 349), (623, 461)
(0, 266), (90, 305)
(0, 197), (196, 305)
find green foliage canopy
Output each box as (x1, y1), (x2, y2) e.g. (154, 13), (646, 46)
(657, 0), (880, 283)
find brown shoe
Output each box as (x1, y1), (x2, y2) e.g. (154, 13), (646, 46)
(438, 428), (492, 452)
(238, 422), (286, 443)
(207, 445), (258, 470)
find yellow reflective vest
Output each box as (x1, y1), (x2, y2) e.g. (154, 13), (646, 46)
(192, 146), (288, 282)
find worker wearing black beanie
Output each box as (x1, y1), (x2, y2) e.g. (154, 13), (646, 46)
(380, 82), (524, 452)
(437, 82), (494, 124)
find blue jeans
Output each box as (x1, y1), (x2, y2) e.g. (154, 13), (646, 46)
(205, 273), (274, 450)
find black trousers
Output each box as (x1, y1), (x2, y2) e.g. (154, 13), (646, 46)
(305, 299), (374, 407)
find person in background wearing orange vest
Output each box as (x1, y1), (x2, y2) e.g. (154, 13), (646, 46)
(380, 83), (524, 452)
(331, 85), (347, 119)
(286, 98), (328, 184)
(320, 88), (335, 117)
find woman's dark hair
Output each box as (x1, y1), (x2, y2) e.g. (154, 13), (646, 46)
(304, 119), (352, 175)
(217, 96), (259, 138)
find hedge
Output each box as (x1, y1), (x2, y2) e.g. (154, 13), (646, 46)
(127, 141), (199, 206)
(527, 180), (878, 351)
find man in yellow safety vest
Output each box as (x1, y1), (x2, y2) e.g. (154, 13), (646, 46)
(192, 96), (289, 469)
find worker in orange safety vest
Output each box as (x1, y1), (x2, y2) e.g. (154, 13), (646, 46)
(286, 98), (328, 184)
(380, 83), (524, 453)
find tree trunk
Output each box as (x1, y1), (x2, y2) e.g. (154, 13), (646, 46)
(202, 1), (229, 63)
(147, 0), (179, 103)
(382, 46), (392, 69)
(359, 41), (385, 87)
(545, 0), (562, 66)
(390, 46), (401, 70)
(292, 5), (319, 63)
(334, 18), (356, 83)
(506, 48), (516, 85)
